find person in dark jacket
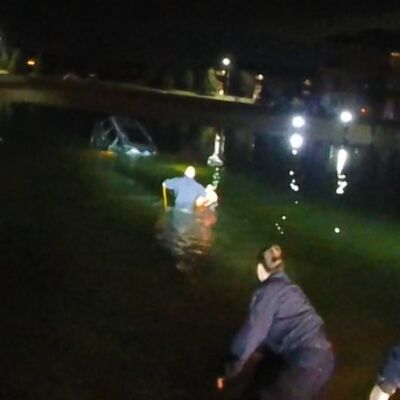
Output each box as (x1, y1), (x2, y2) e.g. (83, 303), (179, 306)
(224, 244), (334, 400)
(369, 343), (400, 400)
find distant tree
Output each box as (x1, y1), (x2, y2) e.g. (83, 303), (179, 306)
(30, 55), (43, 76)
(238, 71), (256, 98)
(0, 49), (8, 70)
(161, 72), (175, 90)
(199, 68), (219, 95)
(182, 69), (194, 91)
(142, 68), (156, 87)
(231, 71), (256, 97)
(7, 49), (21, 74)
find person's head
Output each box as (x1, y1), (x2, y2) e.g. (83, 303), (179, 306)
(184, 166), (196, 179)
(256, 244), (284, 282)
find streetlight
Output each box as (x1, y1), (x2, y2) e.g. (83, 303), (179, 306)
(222, 57), (231, 67)
(221, 56), (232, 95)
(27, 59), (36, 67)
(340, 110), (353, 124)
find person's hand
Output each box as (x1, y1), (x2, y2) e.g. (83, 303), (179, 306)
(369, 385), (390, 400)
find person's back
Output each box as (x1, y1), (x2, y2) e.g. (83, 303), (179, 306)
(164, 173), (206, 211)
(226, 245), (333, 400)
(260, 273), (327, 358)
(231, 271), (328, 366)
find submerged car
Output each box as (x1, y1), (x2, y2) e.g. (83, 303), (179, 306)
(90, 116), (157, 156)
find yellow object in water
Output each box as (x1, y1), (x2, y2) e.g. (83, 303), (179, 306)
(162, 184), (168, 210)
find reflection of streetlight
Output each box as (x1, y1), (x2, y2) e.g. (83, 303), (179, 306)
(207, 131), (225, 168)
(289, 133), (304, 150)
(221, 57), (232, 95)
(292, 115), (306, 129)
(336, 147), (349, 195)
(336, 148), (348, 175)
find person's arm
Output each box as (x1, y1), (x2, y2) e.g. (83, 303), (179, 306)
(163, 178), (177, 192)
(229, 285), (278, 376)
(371, 344), (400, 399)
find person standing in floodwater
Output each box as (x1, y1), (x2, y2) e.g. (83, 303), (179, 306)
(159, 166), (218, 271)
(162, 166), (207, 211)
(222, 245), (334, 400)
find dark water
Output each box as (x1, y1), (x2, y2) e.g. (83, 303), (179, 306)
(1, 105), (400, 400)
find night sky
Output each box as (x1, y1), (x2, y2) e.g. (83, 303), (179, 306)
(2, 0), (400, 71)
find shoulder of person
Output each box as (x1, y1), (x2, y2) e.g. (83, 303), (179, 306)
(253, 275), (289, 300)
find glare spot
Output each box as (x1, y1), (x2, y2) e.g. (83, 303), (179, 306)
(292, 149), (298, 156)
(295, 200), (299, 205)
(289, 170), (294, 176)
(336, 180), (348, 195)
(289, 133), (304, 150)
(334, 227), (341, 234)
(340, 110), (353, 123)
(282, 216), (287, 220)
(292, 115), (305, 129)
(222, 57), (231, 66)
(290, 182), (300, 192)
(337, 148), (348, 175)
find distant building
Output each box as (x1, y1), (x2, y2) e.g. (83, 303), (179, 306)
(315, 29), (400, 121)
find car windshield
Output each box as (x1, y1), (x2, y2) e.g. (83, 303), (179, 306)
(116, 118), (150, 145)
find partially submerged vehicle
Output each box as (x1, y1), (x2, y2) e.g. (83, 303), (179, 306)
(90, 116), (157, 156)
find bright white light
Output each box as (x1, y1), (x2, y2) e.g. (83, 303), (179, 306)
(340, 110), (353, 124)
(280, 231), (285, 235)
(290, 182), (300, 192)
(336, 148), (348, 175)
(222, 57), (231, 66)
(290, 133), (304, 150)
(218, 89), (224, 95)
(292, 149), (298, 156)
(334, 227), (341, 234)
(336, 180), (348, 195)
(282, 216), (287, 220)
(256, 74), (264, 80)
(292, 116), (305, 129)
(289, 170), (294, 176)
(295, 200), (299, 205)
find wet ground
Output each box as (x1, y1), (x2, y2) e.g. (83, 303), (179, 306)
(1, 107), (400, 399)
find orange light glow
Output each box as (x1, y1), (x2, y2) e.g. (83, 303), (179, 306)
(100, 150), (115, 157)
(27, 59), (36, 66)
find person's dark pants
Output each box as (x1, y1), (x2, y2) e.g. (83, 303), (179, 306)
(243, 347), (334, 400)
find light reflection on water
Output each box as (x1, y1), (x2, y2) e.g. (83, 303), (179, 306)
(155, 208), (217, 272)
